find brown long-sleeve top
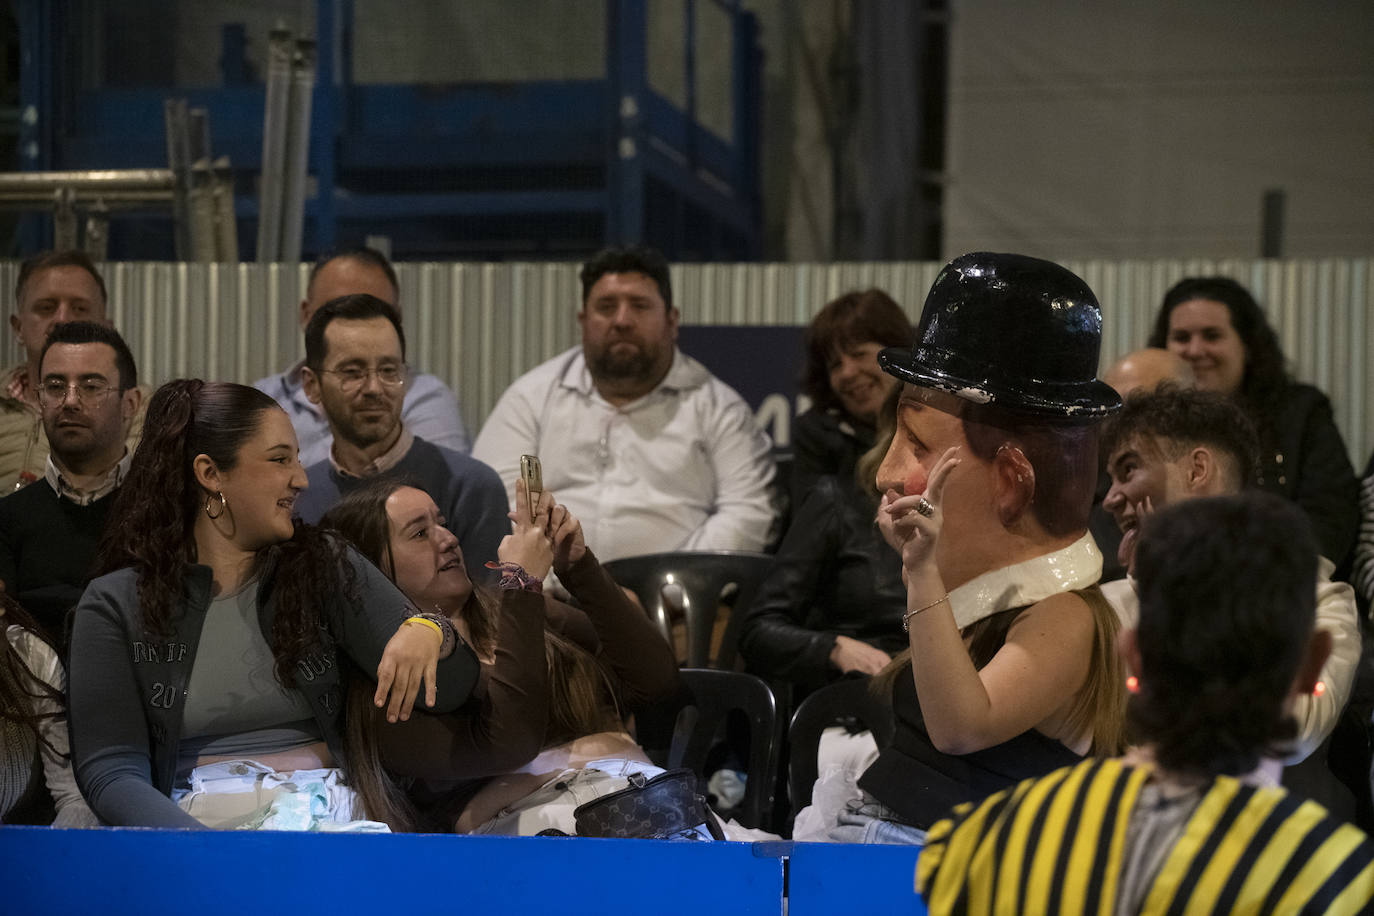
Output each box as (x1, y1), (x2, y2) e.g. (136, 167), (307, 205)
(375, 548), (680, 792)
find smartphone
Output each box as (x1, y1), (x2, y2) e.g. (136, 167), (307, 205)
(519, 454), (543, 521)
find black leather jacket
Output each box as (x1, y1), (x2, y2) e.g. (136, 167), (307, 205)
(738, 475), (906, 693)
(1258, 382), (1358, 570)
(791, 407), (875, 509)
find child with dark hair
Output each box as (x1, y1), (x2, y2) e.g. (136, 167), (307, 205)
(917, 493), (1374, 914)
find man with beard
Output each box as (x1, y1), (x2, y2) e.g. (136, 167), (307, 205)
(2, 250), (149, 492)
(472, 246), (775, 562)
(253, 246), (469, 468)
(291, 294), (508, 578)
(0, 321), (142, 643)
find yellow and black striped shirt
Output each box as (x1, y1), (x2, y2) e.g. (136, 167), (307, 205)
(916, 757), (1374, 915)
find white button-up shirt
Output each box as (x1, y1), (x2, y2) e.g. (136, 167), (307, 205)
(473, 346), (776, 562)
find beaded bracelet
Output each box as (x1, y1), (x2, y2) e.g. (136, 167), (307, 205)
(485, 560), (543, 594)
(404, 613), (456, 657)
(901, 594), (950, 633)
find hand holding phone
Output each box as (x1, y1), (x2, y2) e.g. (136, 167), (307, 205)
(519, 454), (543, 524)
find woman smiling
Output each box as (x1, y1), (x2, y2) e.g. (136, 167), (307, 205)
(67, 380), (479, 829)
(1148, 277), (1358, 568)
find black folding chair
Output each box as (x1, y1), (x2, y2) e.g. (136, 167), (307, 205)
(639, 668), (780, 832)
(603, 551), (774, 669)
(786, 675), (895, 812)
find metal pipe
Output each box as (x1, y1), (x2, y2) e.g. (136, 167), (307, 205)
(256, 27), (293, 262)
(212, 158), (240, 263)
(164, 99), (193, 259)
(280, 38), (316, 266)
(0, 169), (175, 193)
(83, 201), (109, 261)
(53, 187), (77, 250)
(189, 161), (218, 263)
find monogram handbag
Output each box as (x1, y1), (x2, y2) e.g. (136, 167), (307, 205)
(572, 767), (724, 840)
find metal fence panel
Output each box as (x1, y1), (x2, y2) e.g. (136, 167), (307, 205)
(1, 257), (1369, 465)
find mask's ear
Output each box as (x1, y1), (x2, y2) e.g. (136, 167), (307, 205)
(992, 443), (1035, 526)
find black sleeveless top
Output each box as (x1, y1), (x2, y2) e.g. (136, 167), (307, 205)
(857, 587), (1111, 829)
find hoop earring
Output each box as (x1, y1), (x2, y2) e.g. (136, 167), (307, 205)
(205, 491), (227, 520)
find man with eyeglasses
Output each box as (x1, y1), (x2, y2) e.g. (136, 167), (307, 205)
(0, 321), (142, 644)
(291, 294), (508, 579)
(253, 246), (469, 469)
(1, 250), (148, 492)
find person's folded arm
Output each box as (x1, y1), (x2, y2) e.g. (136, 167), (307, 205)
(377, 588), (549, 779)
(334, 547), (480, 714)
(1288, 561), (1361, 760)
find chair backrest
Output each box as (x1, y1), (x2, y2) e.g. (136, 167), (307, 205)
(787, 675), (895, 813)
(602, 551), (774, 669)
(658, 668), (780, 832)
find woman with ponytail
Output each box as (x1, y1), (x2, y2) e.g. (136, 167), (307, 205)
(322, 477), (683, 835)
(66, 380), (480, 829)
(916, 493), (1374, 914)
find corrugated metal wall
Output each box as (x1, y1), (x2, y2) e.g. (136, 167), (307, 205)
(1, 258), (1370, 464)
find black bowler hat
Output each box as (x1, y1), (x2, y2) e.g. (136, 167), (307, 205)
(877, 252), (1121, 423)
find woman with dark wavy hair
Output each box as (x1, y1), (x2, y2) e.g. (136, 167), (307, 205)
(1148, 277), (1358, 567)
(66, 380), (479, 829)
(1, 592), (93, 825)
(916, 493), (1374, 913)
(322, 477), (684, 835)
(793, 289), (912, 505)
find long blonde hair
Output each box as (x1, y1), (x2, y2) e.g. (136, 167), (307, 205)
(873, 590), (1125, 757)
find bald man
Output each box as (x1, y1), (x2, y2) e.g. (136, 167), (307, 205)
(1103, 348), (1195, 399)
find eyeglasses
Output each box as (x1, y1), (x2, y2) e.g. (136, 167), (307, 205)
(38, 379), (120, 407)
(319, 364), (408, 393)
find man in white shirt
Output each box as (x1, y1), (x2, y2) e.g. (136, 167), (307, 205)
(1100, 385), (1360, 763)
(472, 245), (775, 562)
(253, 246), (469, 468)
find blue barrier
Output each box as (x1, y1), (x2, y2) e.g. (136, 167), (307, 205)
(789, 841), (926, 916)
(3, 828), (926, 915)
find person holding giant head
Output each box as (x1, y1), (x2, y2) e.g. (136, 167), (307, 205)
(810, 252), (1126, 843)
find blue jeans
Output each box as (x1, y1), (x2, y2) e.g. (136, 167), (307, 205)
(827, 793), (927, 845)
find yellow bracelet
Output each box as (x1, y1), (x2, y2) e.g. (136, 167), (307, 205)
(404, 616), (443, 641)
(902, 594), (950, 633)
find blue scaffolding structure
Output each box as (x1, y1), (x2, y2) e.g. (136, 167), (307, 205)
(16, 0), (763, 261)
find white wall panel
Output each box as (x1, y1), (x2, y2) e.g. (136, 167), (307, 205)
(1, 258), (1369, 466)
